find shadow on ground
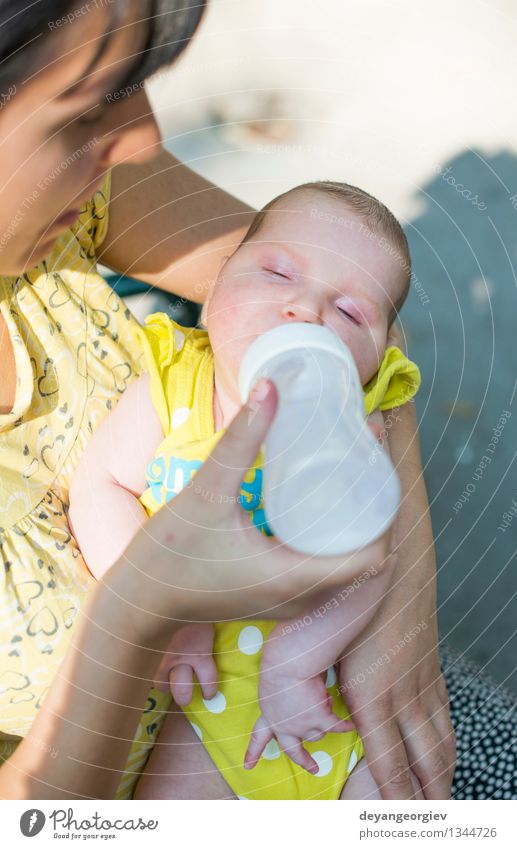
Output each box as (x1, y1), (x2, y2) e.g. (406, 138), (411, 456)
(403, 149), (517, 695)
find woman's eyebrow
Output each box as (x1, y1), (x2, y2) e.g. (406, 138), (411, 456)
(56, 28), (116, 99)
(56, 20), (150, 102)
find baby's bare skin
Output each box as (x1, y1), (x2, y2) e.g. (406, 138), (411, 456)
(134, 710), (424, 799)
(71, 188), (412, 798)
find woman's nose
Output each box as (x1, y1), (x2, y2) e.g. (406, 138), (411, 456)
(99, 91), (163, 167)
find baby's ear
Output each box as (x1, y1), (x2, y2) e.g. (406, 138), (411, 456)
(387, 320), (405, 352)
(199, 298), (209, 327)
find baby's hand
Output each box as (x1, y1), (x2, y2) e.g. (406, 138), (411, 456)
(153, 623), (218, 705)
(244, 665), (355, 774)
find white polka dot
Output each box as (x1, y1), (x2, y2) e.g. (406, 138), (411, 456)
(347, 749), (358, 773)
(203, 691), (227, 714)
(171, 407), (191, 430)
(237, 626), (264, 656)
(262, 739), (281, 760)
(312, 750), (333, 777)
(325, 666), (337, 688)
(190, 722), (202, 740)
(173, 328), (185, 351)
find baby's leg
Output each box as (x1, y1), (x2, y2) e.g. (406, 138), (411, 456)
(340, 758), (425, 800)
(134, 710), (237, 800)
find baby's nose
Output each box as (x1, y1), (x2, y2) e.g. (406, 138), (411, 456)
(281, 300), (322, 324)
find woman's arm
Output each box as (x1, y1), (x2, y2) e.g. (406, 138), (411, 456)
(338, 397), (456, 800)
(0, 380), (393, 799)
(99, 141), (255, 302)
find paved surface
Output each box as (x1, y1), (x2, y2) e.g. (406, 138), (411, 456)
(146, 0), (517, 693)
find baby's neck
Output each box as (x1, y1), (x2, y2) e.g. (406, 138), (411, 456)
(212, 372), (241, 431)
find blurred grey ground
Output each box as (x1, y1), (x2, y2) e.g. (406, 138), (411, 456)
(141, 0), (516, 693)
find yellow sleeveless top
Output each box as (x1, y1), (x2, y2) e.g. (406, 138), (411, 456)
(132, 312), (421, 800)
(0, 172), (153, 763)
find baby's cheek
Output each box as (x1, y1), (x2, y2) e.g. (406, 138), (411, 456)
(355, 342), (385, 386)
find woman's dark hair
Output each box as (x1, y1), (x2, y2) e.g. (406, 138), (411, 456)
(0, 0), (206, 93)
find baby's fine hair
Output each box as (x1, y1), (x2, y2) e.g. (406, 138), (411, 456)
(241, 181), (411, 322)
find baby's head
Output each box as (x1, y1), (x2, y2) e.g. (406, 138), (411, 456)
(203, 182), (411, 404)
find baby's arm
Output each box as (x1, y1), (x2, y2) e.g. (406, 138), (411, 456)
(68, 373), (218, 702)
(245, 555), (396, 773)
(245, 409), (394, 772)
(68, 373), (164, 578)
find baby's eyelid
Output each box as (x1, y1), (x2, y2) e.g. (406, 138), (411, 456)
(335, 297), (362, 325)
(262, 265), (291, 280)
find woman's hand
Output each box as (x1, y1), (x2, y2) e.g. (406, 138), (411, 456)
(2, 377), (393, 799)
(116, 378), (395, 638)
(338, 399), (456, 800)
(338, 597), (454, 799)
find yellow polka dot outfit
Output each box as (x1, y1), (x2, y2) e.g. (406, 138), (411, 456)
(133, 312), (421, 800)
(0, 171), (171, 796)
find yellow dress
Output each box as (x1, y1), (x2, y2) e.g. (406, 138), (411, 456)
(0, 171), (171, 794)
(134, 312), (421, 800)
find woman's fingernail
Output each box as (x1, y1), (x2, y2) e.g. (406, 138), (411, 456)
(249, 378), (270, 407)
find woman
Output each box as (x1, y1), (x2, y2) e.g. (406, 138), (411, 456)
(0, 0), (455, 799)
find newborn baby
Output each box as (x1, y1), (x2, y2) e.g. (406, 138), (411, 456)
(69, 180), (422, 800)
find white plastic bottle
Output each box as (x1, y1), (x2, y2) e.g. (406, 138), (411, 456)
(238, 323), (400, 555)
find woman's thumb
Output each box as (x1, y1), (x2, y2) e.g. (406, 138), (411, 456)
(194, 379), (278, 500)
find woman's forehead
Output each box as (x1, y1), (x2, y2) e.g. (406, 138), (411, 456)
(23, 2), (148, 102)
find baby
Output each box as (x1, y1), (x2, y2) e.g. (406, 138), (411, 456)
(69, 180), (422, 800)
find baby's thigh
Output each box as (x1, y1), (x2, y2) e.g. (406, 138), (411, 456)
(340, 759), (425, 800)
(134, 710), (237, 800)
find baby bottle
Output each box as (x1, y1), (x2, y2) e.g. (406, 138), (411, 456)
(238, 323), (400, 555)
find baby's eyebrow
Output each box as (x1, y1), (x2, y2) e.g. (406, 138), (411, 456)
(254, 241), (310, 268)
(346, 295), (382, 324)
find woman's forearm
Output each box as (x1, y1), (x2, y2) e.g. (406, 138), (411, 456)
(384, 400), (437, 615)
(0, 571), (180, 800)
(0, 382), (396, 799)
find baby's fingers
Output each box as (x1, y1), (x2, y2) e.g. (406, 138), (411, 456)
(321, 705), (356, 735)
(325, 716), (356, 734)
(244, 715), (272, 770)
(195, 656), (219, 701)
(278, 734), (319, 775)
(169, 663), (194, 706)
